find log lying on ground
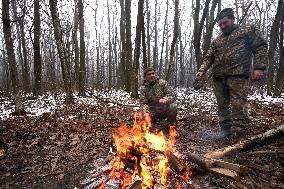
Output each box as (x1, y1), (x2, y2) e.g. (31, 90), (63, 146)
(205, 125), (284, 159)
(185, 153), (247, 179)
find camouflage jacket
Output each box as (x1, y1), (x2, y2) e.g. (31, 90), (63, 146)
(199, 24), (268, 78)
(139, 78), (176, 114)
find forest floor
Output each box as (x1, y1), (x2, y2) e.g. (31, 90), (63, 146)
(0, 88), (283, 189)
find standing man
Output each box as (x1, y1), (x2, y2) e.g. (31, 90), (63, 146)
(139, 67), (177, 135)
(196, 8), (268, 138)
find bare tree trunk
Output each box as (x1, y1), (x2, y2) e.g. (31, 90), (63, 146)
(193, 0), (211, 69)
(179, 24), (184, 87)
(72, 0), (80, 90)
(119, 0), (126, 88)
(78, 0), (86, 96)
(33, 0), (42, 96)
(125, 0), (132, 93)
(158, 0), (169, 76)
(267, 0), (283, 95)
(133, 0), (145, 98)
(202, 0), (220, 56)
(107, 0), (113, 89)
(165, 0), (179, 81)
(49, 0), (74, 103)
(146, 0), (151, 69)
(153, 0), (158, 69)
(11, 1), (30, 92)
(142, 16), (147, 70)
(274, 1), (284, 96)
(2, 0), (25, 114)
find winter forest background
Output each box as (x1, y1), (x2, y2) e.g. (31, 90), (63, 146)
(0, 0), (283, 108)
(0, 1), (284, 188)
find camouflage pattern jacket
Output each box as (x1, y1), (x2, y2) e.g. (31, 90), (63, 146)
(139, 78), (176, 114)
(199, 24), (268, 78)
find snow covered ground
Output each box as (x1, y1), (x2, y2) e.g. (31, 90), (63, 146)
(0, 88), (283, 120)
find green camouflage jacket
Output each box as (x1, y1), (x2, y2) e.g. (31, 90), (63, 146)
(139, 78), (176, 114)
(199, 24), (268, 78)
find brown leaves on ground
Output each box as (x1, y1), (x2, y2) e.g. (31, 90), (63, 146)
(0, 95), (283, 188)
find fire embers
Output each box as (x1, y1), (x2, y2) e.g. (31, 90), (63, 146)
(81, 113), (192, 189)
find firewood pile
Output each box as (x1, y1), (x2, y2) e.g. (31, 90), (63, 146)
(80, 113), (193, 189)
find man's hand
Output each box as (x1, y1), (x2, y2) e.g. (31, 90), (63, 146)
(196, 71), (204, 78)
(251, 70), (264, 81)
(159, 98), (167, 104)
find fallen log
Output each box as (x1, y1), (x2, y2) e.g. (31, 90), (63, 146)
(185, 153), (247, 179)
(205, 125), (284, 159)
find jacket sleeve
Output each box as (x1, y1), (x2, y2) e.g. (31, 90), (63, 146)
(249, 25), (268, 70)
(162, 80), (176, 103)
(198, 40), (215, 73)
(139, 86), (150, 114)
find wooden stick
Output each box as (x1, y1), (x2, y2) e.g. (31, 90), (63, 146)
(205, 125), (284, 159)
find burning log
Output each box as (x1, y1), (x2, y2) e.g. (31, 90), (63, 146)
(165, 150), (186, 174)
(127, 179), (142, 189)
(81, 113), (193, 189)
(205, 125), (284, 159)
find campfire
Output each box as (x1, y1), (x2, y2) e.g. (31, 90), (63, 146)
(81, 113), (193, 189)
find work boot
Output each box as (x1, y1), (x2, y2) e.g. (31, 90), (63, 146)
(232, 126), (248, 141)
(217, 125), (232, 139)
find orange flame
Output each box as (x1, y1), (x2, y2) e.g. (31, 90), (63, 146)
(103, 112), (190, 188)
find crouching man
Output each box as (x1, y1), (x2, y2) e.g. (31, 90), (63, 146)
(139, 67), (177, 135)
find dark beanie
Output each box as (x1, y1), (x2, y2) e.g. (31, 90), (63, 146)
(217, 8), (234, 21)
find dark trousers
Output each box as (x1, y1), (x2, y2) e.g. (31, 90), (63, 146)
(213, 76), (250, 128)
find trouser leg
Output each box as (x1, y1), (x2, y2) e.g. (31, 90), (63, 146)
(154, 103), (177, 135)
(227, 77), (250, 127)
(213, 78), (231, 127)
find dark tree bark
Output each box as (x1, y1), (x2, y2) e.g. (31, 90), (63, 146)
(78, 0), (86, 96)
(49, 0), (74, 103)
(33, 0), (42, 96)
(119, 0), (126, 88)
(133, 0), (145, 98)
(193, 0), (211, 69)
(125, 0), (132, 92)
(11, 1), (30, 92)
(72, 0), (80, 90)
(202, 0), (220, 56)
(165, 0), (179, 81)
(267, 0), (283, 95)
(146, 0), (151, 69)
(2, 0), (25, 114)
(158, 0), (169, 77)
(153, 0), (158, 69)
(107, 0), (113, 89)
(274, 0), (284, 96)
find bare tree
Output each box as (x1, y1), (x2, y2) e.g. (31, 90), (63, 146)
(49, 0), (73, 103)
(107, 0), (113, 89)
(125, 0), (132, 93)
(33, 0), (42, 96)
(2, 0), (25, 114)
(273, 0), (284, 96)
(165, 0), (179, 81)
(202, 0), (220, 56)
(153, 0), (158, 69)
(146, 0), (151, 69)
(11, 1), (30, 92)
(193, 0), (211, 69)
(158, 0), (169, 76)
(78, 0), (86, 96)
(266, 0), (283, 95)
(72, 0), (80, 90)
(119, 0), (126, 88)
(133, 0), (145, 97)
